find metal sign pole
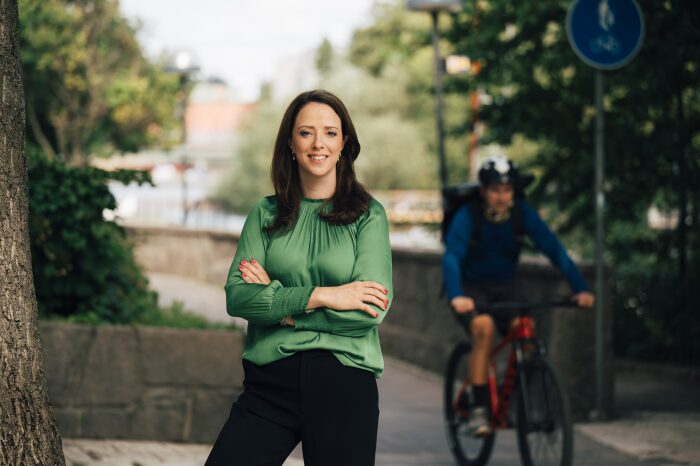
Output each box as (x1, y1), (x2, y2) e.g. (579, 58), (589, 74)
(566, 0), (644, 418)
(594, 69), (605, 416)
(431, 11), (448, 189)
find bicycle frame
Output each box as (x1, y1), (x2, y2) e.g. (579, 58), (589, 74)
(488, 315), (538, 430)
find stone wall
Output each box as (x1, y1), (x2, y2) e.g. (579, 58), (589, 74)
(41, 322), (243, 443)
(126, 226), (614, 419)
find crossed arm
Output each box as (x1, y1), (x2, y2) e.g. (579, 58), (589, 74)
(226, 200), (394, 337)
(238, 258), (390, 327)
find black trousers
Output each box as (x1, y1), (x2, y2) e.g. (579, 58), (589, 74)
(205, 350), (379, 466)
(454, 279), (529, 336)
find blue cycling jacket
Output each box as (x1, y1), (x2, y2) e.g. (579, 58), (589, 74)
(442, 200), (590, 301)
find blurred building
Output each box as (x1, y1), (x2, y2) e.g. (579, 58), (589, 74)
(185, 77), (256, 162)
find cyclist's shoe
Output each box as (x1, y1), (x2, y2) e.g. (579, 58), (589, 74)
(466, 406), (492, 437)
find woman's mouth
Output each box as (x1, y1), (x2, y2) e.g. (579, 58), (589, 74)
(309, 154), (329, 161)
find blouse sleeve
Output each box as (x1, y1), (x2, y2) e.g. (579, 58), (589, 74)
(293, 200), (394, 338)
(224, 199), (315, 326)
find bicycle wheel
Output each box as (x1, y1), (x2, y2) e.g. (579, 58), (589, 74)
(516, 356), (573, 466)
(444, 342), (495, 466)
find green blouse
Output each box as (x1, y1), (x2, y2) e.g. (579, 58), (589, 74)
(224, 196), (394, 378)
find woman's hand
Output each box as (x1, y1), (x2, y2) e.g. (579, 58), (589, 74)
(310, 282), (389, 318)
(238, 258), (270, 285)
(239, 259), (295, 327)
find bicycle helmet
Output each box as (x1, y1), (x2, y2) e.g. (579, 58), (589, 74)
(478, 154), (520, 186)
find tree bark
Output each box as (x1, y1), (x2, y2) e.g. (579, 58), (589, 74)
(0, 1), (66, 464)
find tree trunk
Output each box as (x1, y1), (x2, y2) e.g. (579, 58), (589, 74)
(0, 1), (66, 464)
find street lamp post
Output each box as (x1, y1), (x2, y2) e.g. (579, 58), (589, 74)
(445, 54), (483, 182)
(406, 0), (462, 189)
(165, 50), (199, 226)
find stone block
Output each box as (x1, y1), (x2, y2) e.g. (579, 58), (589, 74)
(81, 408), (131, 439)
(138, 327), (244, 388)
(77, 325), (143, 405)
(53, 407), (81, 438)
(189, 389), (240, 443)
(131, 388), (190, 441)
(40, 322), (94, 406)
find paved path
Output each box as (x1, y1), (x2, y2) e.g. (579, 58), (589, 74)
(73, 272), (695, 466)
(63, 356), (678, 466)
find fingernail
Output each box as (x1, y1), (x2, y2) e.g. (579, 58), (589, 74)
(241, 260), (247, 264)
(384, 288), (388, 294)
(242, 273), (247, 277)
(373, 312), (378, 317)
(251, 259), (257, 264)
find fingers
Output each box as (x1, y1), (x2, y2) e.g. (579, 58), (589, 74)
(358, 280), (389, 295)
(239, 260), (262, 283)
(238, 258), (270, 285)
(365, 287), (389, 309)
(364, 294), (388, 311)
(249, 258), (270, 282)
(358, 303), (379, 317)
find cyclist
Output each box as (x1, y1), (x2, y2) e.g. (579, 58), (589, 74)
(442, 154), (595, 436)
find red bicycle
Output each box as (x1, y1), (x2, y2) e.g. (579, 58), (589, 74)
(444, 300), (575, 466)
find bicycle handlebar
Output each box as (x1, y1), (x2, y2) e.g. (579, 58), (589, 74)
(473, 297), (579, 314)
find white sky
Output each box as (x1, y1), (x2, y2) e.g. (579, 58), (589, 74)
(119, 0), (377, 101)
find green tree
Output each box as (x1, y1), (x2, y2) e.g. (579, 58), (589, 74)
(19, 0), (180, 164)
(27, 147), (158, 323)
(315, 37), (335, 77)
(446, 0), (700, 363)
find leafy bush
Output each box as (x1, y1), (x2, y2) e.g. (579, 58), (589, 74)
(27, 147), (156, 323)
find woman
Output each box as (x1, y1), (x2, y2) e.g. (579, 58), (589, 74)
(205, 90), (393, 466)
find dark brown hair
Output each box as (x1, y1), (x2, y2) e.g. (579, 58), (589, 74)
(265, 89), (371, 233)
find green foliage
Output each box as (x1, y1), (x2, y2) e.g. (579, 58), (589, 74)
(27, 147), (157, 323)
(19, 0), (180, 163)
(445, 0), (700, 364)
(315, 38), (334, 77)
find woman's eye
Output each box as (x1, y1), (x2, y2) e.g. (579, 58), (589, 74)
(327, 131), (337, 137)
(300, 130), (311, 137)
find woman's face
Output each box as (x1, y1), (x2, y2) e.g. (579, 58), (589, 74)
(289, 102), (346, 183)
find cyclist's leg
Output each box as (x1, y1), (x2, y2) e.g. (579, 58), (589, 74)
(455, 283), (492, 385)
(457, 283), (495, 435)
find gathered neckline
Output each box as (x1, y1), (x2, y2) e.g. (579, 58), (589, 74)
(301, 197), (329, 204)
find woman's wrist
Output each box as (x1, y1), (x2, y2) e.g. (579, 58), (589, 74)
(307, 287), (329, 310)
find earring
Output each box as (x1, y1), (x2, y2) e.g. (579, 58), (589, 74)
(292, 152), (296, 161)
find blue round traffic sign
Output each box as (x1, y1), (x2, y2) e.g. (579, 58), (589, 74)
(566, 0), (645, 70)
